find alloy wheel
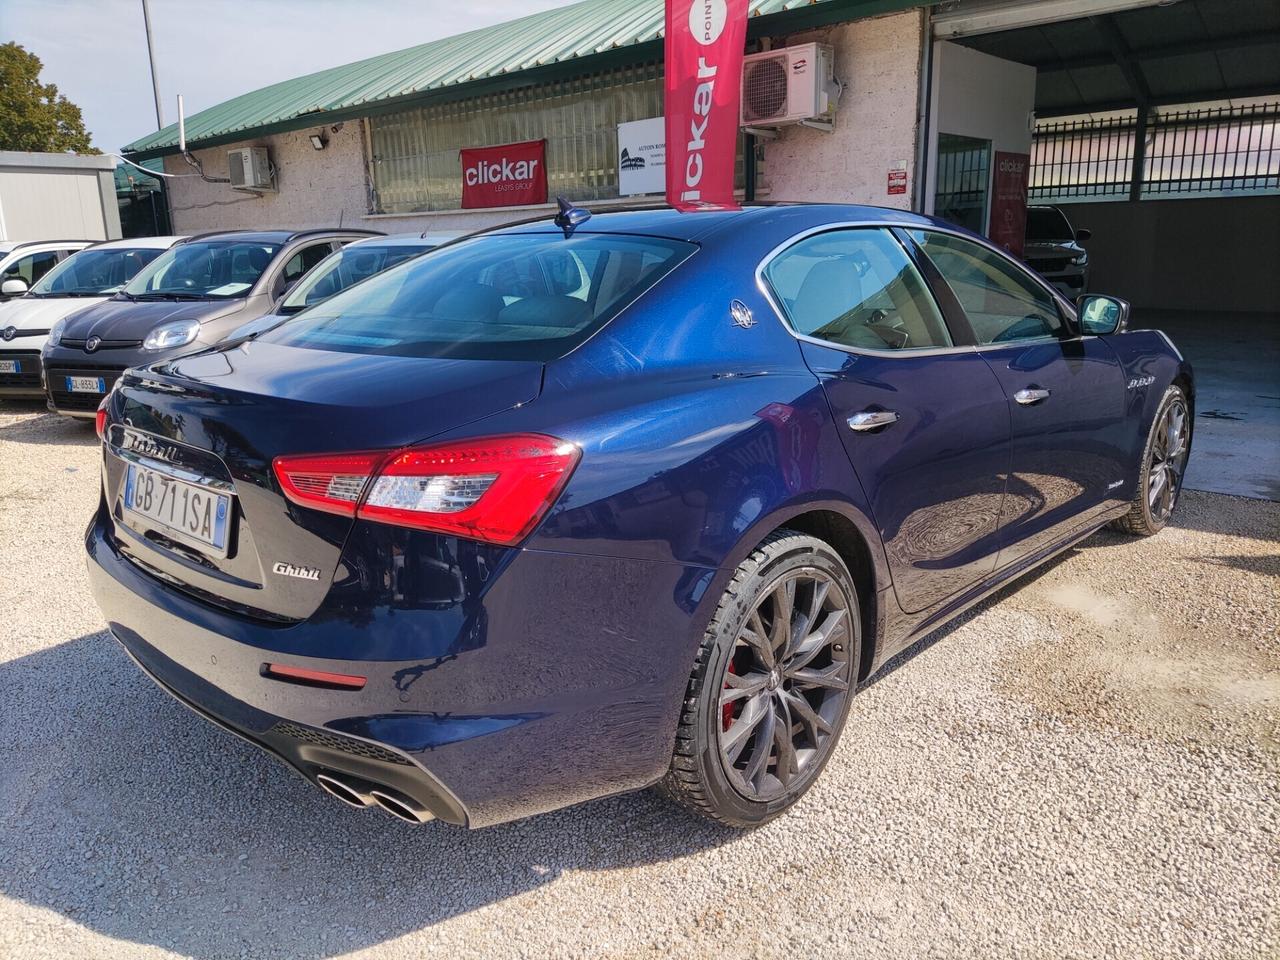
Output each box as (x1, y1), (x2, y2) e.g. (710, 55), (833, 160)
(716, 569), (853, 802)
(1148, 397), (1189, 523)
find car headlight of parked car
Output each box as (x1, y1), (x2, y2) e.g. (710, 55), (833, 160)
(142, 319), (200, 352)
(47, 317), (68, 346)
(1071, 253), (1088, 266)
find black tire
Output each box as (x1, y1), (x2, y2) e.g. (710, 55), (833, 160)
(660, 530), (861, 827)
(1111, 384), (1191, 537)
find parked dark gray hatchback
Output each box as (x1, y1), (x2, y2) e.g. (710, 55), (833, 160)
(42, 229), (378, 417)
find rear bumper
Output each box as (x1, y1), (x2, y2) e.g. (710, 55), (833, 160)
(89, 540), (470, 824)
(86, 505), (715, 826)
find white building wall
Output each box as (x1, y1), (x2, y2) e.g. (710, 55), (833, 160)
(761, 9), (926, 209)
(924, 41), (1037, 216)
(163, 125), (369, 234)
(162, 8), (928, 237)
(0, 151), (121, 242)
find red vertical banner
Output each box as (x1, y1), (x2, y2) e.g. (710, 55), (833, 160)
(665, 0), (749, 212)
(988, 151), (1030, 257)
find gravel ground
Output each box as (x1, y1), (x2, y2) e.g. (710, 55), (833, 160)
(1, 399), (1277, 960)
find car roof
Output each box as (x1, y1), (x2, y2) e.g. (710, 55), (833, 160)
(177, 228), (382, 245)
(83, 235), (188, 251)
(346, 233), (447, 248)
(0, 239), (94, 254)
(487, 203), (941, 243)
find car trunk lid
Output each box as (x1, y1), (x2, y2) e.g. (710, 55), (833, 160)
(101, 340), (543, 621)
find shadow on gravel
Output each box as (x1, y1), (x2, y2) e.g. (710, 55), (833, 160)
(0, 631), (738, 960)
(0, 402), (98, 447)
(857, 543), (1082, 696)
(858, 491), (1277, 696)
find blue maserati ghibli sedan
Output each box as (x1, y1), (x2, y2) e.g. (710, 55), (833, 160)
(87, 203), (1193, 828)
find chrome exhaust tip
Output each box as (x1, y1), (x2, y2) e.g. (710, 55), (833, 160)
(369, 788), (435, 824)
(315, 772), (372, 809)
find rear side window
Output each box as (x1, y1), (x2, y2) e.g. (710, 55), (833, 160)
(763, 228), (952, 352)
(261, 233), (695, 361)
(910, 230), (1065, 345)
(281, 242), (335, 285)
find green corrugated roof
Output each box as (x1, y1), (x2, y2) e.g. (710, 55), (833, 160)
(123, 0), (922, 157)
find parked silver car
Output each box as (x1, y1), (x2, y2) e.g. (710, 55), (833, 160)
(1024, 205), (1091, 299)
(41, 228), (378, 417)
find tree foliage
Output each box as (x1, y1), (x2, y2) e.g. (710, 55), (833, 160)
(0, 42), (98, 154)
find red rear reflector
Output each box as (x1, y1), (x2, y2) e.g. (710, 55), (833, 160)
(273, 451), (384, 517)
(359, 434), (579, 546)
(263, 663), (367, 690)
(95, 402), (107, 441)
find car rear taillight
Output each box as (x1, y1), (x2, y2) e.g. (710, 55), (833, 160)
(272, 451), (386, 517)
(272, 434), (579, 546)
(95, 401), (107, 441)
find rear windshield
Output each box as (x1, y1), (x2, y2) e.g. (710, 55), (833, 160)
(1025, 208), (1073, 242)
(30, 247), (165, 296)
(124, 240), (282, 300)
(260, 233), (695, 361)
(279, 242), (437, 314)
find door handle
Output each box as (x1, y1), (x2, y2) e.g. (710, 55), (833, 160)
(847, 410), (899, 432)
(1014, 388), (1051, 405)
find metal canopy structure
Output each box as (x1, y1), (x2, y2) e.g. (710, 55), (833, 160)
(946, 0), (1280, 117)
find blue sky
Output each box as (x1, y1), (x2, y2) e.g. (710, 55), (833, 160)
(2, 0), (570, 153)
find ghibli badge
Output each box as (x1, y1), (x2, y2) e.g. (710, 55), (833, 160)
(272, 561), (321, 581)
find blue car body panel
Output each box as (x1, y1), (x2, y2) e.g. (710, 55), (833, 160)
(85, 204), (1193, 826)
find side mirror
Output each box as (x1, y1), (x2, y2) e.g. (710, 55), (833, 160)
(1, 278), (29, 297)
(1075, 228), (1092, 243)
(1077, 294), (1129, 335)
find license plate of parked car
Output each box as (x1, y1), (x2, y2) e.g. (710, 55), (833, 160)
(0, 360), (20, 374)
(124, 463), (230, 555)
(66, 375), (106, 393)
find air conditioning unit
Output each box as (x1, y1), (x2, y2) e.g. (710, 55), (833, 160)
(227, 147), (275, 191)
(740, 43), (839, 130)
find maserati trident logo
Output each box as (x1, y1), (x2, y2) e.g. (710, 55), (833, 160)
(1, 326), (15, 341)
(85, 336), (101, 353)
(272, 561), (322, 582)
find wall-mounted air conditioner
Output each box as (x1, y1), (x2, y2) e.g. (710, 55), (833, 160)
(227, 147), (275, 191)
(740, 42), (839, 131)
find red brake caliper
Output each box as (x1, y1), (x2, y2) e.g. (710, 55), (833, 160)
(722, 660), (737, 731)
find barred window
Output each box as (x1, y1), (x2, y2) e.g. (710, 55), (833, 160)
(368, 65), (664, 213)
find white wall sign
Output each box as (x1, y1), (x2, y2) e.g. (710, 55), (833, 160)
(617, 117), (665, 196)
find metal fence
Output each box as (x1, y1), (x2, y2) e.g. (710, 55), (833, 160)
(1031, 101), (1280, 202)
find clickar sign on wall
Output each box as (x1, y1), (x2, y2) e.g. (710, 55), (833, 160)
(460, 139), (548, 209)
